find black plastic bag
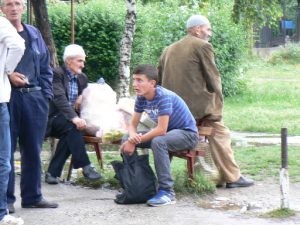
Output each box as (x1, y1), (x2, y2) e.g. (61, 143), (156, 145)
(111, 152), (157, 204)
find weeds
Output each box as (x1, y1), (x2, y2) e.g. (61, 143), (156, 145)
(173, 172), (216, 195)
(263, 208), (296, 218)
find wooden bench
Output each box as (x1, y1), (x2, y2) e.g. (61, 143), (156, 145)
(168, 126), (215, 180)
(66, 136), (121, 181)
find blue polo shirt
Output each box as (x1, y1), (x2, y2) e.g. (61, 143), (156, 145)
(135, 86), (198, 133)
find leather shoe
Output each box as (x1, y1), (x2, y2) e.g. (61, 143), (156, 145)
(22, 198), (58, 209)
(45, 172), (59, 184)
(82, 165), (102, 180)
(226, 175), (254, 188)
(216, 183), (225, 188)
(8, 203), (15, 214)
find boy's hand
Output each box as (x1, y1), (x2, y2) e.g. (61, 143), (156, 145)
(128, 133), (142, 144)
(120, 141), (136, 155)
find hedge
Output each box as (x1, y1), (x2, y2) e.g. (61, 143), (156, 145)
(47, 0), (247, 96)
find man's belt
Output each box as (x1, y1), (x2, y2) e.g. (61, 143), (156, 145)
(16, 86), (42, 93)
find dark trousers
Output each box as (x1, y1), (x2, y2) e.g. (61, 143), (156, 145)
(47, 114), (90, 177)
(8, 90), (48, 205)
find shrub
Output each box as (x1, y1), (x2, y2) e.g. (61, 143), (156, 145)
(48, 0), (124, 87)
(209, 4), (248, 96)
(48, 0), (247, 96)
(268, 43), (300, 65)
(132, 1), (248, 96)
(173, 171), (216, 195)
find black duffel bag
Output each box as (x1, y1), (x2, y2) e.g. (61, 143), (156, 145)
(111, 151), (157, 204)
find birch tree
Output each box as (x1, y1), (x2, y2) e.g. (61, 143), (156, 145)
(118, 0), (136, 98)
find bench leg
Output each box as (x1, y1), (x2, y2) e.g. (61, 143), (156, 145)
(168, 152), (173, 162)
(94, 143), (103, 169)
(187, 157), (195, 180)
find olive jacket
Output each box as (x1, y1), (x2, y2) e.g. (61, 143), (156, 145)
(158, 34), (223, 121)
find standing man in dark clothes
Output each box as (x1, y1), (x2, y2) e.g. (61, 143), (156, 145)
(1, 0), (58, 213)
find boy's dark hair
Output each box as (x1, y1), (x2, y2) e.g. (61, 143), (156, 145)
(133, 64), (158, 82)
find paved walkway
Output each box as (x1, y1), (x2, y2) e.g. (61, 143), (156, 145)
(11, 176), (300, 225)
(231, 131), (300, 147)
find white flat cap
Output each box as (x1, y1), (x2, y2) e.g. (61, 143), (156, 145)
(186, 14), (210, 29)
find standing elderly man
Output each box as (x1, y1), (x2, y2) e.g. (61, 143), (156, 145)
(0, 16), (24, 225)
(158, 14), (254, 188)
(45, 44), (101, 184)
(1, 0), (58, 213)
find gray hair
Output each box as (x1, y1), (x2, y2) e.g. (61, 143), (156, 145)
(63, 44), (86, 62)
(0, 0), (26, 7)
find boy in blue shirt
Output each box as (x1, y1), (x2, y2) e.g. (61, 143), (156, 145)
(120, 64), (199, 206)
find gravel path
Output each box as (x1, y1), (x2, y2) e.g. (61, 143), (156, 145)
(11, 176), (300, 225)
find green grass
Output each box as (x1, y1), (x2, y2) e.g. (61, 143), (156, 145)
(234, 146), (300, 182)
(263, 208), (296, 218)
(72, 147), (215, 195)
(224, 60), (300, 135)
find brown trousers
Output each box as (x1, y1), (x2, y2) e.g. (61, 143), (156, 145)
(201, 120), (241, 183)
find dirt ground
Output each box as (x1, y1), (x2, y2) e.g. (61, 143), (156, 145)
(11, 175), (300, 225)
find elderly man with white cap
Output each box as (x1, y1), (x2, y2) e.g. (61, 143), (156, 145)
(158, 14), (254, 188)
(45, 44), (101, 184)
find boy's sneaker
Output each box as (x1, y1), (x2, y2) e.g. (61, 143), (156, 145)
(0, 215), (24, 225)
(147, 189), (176, 207)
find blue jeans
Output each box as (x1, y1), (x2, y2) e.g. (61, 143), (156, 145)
(0, 103), (11, 220)
(123, 129), (199, 192)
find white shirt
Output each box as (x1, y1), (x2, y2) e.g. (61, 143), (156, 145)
(0, 17), (25, 103)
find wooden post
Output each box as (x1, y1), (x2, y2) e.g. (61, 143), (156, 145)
(71, 0), (75, 44)
(280, 128), (289, 209)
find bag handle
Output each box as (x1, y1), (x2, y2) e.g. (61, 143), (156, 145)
(121, 151), (138, 164)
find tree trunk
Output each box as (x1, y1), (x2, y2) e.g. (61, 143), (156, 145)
(31, 0), (58, 67)
(117, 0), (136, 98)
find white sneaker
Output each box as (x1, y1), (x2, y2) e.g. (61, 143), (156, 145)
(0, 215), (24, 225)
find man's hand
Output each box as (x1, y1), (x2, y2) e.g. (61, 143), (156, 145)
(128, 133), (142, 144)
(8, 72), (28, 87)
(71, 117), (87, 131)
(74, 95), (82, 112)
(120, 141), (136, 155)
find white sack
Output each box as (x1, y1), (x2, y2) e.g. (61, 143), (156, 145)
(80, 83), (126, 141)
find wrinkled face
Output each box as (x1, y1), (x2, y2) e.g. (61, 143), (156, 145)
(196, 24), (212, 41)
(132, 74), (155, 98)
(65, 55), (86, 75)
(0, 0), (25, 23)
